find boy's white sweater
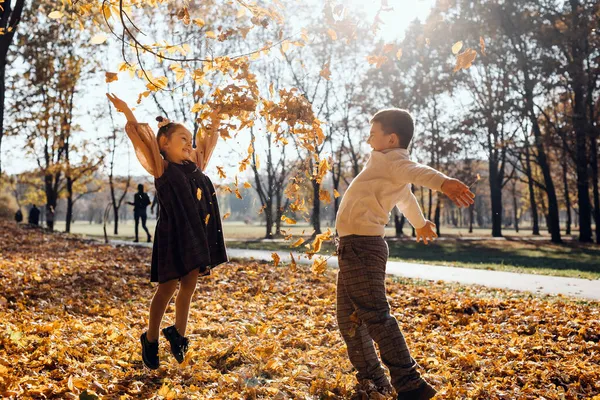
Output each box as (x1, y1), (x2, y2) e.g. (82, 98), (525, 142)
(335, 147), (450, 237)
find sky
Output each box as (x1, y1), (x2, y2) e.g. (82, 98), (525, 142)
(3, 0), (436, 181)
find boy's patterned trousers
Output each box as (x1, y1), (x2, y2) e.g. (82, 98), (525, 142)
(336, 234), (425, 393)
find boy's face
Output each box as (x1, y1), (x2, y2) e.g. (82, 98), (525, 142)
(367, 122), (398, 151)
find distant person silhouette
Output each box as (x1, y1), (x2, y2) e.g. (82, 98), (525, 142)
(128, 184), (152, 242)
(14, 209), (23, 224)
(28, 205), (40, 226)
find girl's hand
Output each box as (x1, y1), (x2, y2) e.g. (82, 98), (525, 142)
(106, 93), (130, 113)
(106, 93), (137, 123)
(415, 220), (438, 245)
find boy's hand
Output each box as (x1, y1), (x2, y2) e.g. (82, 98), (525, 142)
(416, 221), (438, 245)
(441, 178), (475, 208)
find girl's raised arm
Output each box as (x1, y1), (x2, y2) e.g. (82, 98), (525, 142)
(193, 111), (221, 172)
(106, 93), (165, 178)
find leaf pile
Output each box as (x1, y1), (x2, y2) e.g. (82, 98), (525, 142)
(0, 221), (598, 399)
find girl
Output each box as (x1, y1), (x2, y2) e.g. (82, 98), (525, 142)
(106, 93), (228, 369)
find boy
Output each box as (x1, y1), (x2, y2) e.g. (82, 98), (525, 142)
(335, 108), (475, 400)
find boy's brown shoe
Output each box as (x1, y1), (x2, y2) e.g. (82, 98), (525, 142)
(396, 381), (436, 400)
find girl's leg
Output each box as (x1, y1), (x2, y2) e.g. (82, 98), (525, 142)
(174, 268), (200, 336)
(147, 279), (178, 342)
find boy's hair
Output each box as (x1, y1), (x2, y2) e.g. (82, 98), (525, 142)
(370, 108), (414, 149)
(156, 116), (185, 157)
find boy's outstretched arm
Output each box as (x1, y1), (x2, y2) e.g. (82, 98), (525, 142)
(395, 160), (475, 208)
(396, 185), (438, 245)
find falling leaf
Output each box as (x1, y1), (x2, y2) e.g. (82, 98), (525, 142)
(196, 188), (203, 200)
(216, 166), (227, 179)
(479, 36), (486, 56)
(327, 28), (337, 40)
(453, 48), (477, 72)
(193, 18), (205, 27)
(271, 252), (280, 267)
(205, 214), (210, 225)
(333, 189), (340, 198)
(311, 256), (327, 275)
(243, 182), (252, 189)
(48, 11), (63, 19)
(396, 49), (403, 60)
(223, 212), (231, 219)
(319, 63), (331, 80)
(289, 252), (297, 271)
(291, 238), (305, 248)
(281, 215), (297, 225)
(105, 72), (118, 83)
(90, 34), (107, 45)
(205, 31), (217, 39)
(234, 188), (243, 199)
(452, 41), (463, 55)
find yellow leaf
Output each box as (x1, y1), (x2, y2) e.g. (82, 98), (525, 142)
(91, 34), (107, 45)
(105, 72), (118, 83)
(396, 49), (403, 60)
(216, 166), (227, 179)
(196, 188), (202, 200)
(281, 41), (290, 53)
(191, 103), (202, 113)
(333, 189), (340, 198)
(311, 256), (327, 275)
(281, 215), (296, 225)
(452, 41), (464, 55)
(453, 48), (477, 72)
(327, 28), (337, 40)
(243, 182), (252, 188)
(48, 11), (63, 19)
(205, 31), (217, 39)
(289, 252), (297, 271)
(291, 238), (305, 247)
(272, 252), (280, 267)
(235, 188), (243, 199)
(193, 18), (205, 27)
(223, 212), (231, 219)
(205, 214), (210, 224)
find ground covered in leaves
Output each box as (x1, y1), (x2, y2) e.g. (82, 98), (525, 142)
(0, 221), (599, 399)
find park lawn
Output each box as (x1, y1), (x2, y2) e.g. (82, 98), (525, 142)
(1, 220), (599, 399)
(225, 238), (600, 280)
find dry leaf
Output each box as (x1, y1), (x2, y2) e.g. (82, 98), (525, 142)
(105, 72), (118, 83)
(196, 188), (203, 200)
(271, 252), (281, 267)
(223, 212), (231, 219)
(452, 41), (463, 55)
(453, 48), (477, 72)
(319, 63), (331, 80)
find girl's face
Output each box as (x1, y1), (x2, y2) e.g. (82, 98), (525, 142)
(161, 126), (193, 163)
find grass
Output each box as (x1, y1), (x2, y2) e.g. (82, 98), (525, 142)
(53, 221), (600, 280)
(225, 238), (600, 280)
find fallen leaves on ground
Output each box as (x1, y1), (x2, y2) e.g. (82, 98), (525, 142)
(0, 221), (598, 399)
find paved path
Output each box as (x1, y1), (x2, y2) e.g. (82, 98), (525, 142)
(106, 240), (599, 301)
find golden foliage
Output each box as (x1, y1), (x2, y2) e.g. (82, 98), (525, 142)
(0, 222), (598, 398)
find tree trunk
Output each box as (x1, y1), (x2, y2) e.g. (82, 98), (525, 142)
(512, 183), (519, 233)
(561, 138), (572, 236)
(311, 179), (321, 236)
(394, 210), (405, 237)
(524, 138), (540, 235)
(434, 197), (441, 237)
(66, 177), (74, 233)
(489, 161), (503, 237)
(264, 202), (274, 239)
(590, 134), (600, 244)
(0, 0), (26, 176)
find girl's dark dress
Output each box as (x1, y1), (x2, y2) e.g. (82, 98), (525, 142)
(151, 161), (228, 283)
